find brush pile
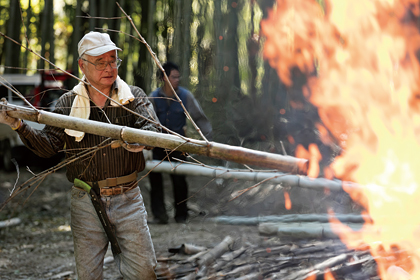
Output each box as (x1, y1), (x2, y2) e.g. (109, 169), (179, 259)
(155, 215), (381, 280)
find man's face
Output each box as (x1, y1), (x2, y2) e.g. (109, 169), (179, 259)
(79, 50), (118, 90)
(166, 69), (180, 90)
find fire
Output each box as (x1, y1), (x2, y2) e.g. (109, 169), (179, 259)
(262, 0), (420, 279)
(296, 143), (322, 178)
(284, 190), (292, 210)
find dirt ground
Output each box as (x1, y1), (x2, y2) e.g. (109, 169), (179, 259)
(0, 159), (357, 280)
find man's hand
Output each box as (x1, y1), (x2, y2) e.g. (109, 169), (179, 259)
(0, 98), (21, 129)
(110, 140), (145, 153)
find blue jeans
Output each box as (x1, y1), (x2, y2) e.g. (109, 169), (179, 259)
(70, 186), (157, 280)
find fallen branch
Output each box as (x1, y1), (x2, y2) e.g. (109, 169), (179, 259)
(0, 139), (113, 211)
(221, 247), (247, 261)
(235, 272), (262, 280)
(330, 257), (373, 277)
(218, 263), (259, 278)
(197, 236), (234, 267)
(50, 271), (74, 279)
(155, 238), (379, 279)
(299, 253), (348, 280)
(0, 217), (21, 228)
(168, 243), (207, 255)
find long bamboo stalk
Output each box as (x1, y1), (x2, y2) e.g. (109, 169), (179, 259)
(3, 102), (308, 174)
(209, 214), (369, 225)
(145, 160), (351, 191)
(258, 222), (364, 239)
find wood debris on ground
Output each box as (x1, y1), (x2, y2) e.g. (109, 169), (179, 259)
(155, 233), (381, 279)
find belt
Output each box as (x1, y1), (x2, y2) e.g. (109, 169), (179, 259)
(74, 172), (138, 196)
(74, 183), (137, 196)
(99, 182), (137, 196)
(87, 172), (137, 188)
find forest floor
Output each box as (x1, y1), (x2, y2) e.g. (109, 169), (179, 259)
(0, 158), (357, 280)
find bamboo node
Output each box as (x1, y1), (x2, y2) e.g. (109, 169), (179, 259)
(120, 126), (127, 141)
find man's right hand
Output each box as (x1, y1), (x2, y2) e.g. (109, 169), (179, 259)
(0, 98), (21, 129)
(110, 140), (145, 153)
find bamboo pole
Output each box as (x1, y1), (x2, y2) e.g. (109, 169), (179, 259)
(209, 214), (369, 225)
(145, 160), (353, 191)
(3, 102), (308, 174)
(258, 222), (364, 239)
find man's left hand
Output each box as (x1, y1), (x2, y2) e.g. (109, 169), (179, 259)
(0, 98), (21, 129)
(110, 140), (145, 153)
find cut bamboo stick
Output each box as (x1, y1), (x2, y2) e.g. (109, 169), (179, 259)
(0, 217), (21, 228)
(282, 253), (348, 280)
(197, 236), (234, 267)
(3, 102), (308, 174)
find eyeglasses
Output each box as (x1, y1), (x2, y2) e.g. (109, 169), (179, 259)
(80, 57), (122, 71)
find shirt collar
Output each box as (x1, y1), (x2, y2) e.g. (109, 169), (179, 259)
(158, 86), (177, 97)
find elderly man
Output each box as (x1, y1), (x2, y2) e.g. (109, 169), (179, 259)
(0, 32), (160, 279)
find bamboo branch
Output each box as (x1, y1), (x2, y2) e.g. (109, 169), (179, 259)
(115, 2), (209, 143)
(3, 102), (308, 174)
(0, 138), (113, 211)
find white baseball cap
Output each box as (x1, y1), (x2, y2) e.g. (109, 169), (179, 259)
(78, 31), (122, 57)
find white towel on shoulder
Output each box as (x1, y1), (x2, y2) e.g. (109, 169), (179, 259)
(64, 76), (134, 142)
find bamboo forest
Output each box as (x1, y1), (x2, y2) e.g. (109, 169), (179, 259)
(0, 0), (332, 164)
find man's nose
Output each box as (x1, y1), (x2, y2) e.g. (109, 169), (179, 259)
(105, 63), (113, 71)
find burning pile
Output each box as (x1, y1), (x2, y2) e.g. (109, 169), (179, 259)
(261, 0), (420, 279)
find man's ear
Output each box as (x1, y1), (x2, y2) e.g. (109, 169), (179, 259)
(78, 59), (85, 74)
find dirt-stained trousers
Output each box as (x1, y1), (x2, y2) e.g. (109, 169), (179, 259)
(70, 186), (157, 280)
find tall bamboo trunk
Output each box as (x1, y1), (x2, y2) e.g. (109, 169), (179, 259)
(182, 0), (192, 82)
(89, 0), (97, 31)
(5, 0), (21, 74)
(145, 0), (156, 94)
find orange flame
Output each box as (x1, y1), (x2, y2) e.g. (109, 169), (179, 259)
(296, 143), (322, 178)
(262, 0), (420, 279)
(284, 190), (292, 210)
(304, 269), (335, 280)
(324, 270), (335, 280)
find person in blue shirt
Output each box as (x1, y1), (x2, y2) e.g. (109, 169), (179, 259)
(148, 62), (212, 224)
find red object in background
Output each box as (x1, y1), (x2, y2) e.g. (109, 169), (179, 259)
(31, 86), (41, 109)
(31, 70), (73, 109)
